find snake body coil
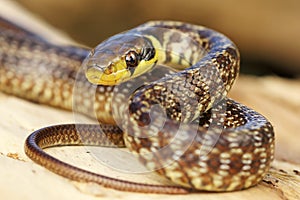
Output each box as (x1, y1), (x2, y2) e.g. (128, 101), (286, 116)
(0, 19), (274, 194)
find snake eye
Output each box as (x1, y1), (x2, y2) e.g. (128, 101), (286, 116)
(125, 50), (139, 68)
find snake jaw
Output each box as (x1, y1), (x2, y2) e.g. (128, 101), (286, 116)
(85, 55), (158, 86)
(85, 61), (131, 85)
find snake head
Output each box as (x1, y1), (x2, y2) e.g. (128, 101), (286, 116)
(84, 33), (158, 85)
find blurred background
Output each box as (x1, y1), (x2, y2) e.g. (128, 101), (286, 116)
(14, 0), (300, 77)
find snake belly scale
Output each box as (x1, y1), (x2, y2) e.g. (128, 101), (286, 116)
(0, 19), (274, 194)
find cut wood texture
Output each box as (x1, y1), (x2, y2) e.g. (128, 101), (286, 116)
(0, 1), (299, 200)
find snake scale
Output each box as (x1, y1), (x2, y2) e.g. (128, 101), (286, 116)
(0, 18), (275, 194)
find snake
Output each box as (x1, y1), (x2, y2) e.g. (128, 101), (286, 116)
(0, 18), (275, 194)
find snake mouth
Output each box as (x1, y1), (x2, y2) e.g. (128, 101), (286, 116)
(85, 64), (129, 86)
(86, 74), (120, 85)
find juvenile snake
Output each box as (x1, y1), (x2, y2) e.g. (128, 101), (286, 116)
(0, 18), (275, 194)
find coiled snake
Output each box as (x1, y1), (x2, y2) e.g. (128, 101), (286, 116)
(0, 19), (275, 194)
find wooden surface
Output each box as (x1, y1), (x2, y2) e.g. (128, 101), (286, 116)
(0, 2), (300, 200)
